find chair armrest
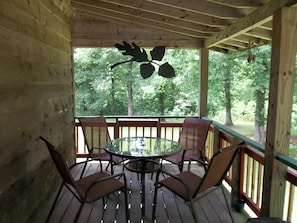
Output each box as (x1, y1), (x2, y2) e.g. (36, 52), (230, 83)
(156, 168), (188, 189)
(156, 167), (177, 179)
(155, 168), (193, 200)
(84, 172), (128, 197)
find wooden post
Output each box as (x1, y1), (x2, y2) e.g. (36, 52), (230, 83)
(199, 48), (209, 117)
(212, 127), (220, 153)
(262, 7), (297, 217)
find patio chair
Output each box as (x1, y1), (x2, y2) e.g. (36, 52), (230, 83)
(79, 116), (124, 176)
(152, 141), (245, 223)
(39, 136), (129, 223)
(163, 117), (212, 172)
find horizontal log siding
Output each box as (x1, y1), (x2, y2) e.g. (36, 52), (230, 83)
(0, 1), (73, 222)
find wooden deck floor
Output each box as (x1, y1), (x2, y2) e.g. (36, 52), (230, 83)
(35, 161), (249, 223)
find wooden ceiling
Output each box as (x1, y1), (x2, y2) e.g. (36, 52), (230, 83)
(71, 0), (297, 53)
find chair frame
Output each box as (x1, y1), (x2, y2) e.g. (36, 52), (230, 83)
(153, 141), (245, 223)
(39, 136), (129, 223)
(78, 116), (124, 176)
(163, 117), (212, 172)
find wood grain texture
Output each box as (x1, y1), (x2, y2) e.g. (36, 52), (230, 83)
(262, 7), (297, 217)
(0, 0), (74, 222)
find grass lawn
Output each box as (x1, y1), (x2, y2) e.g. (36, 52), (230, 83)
(214, 118), (297, 158)
(212, 118), (255, 138)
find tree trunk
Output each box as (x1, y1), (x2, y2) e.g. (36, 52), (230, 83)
(224, 71), (233, 126)
(254, 88), (266, 144)
(127, 62), (134, 116)
(111, 75), (115, 114)
(159, 92), (164, 116)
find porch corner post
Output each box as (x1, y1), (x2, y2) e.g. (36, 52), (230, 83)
(262, 7), (297, 218)
(199, 48), (209, 117)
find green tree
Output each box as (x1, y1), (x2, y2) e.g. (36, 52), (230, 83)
(208, 52), (230, 119)
(236, 45), (270, 143)
(164, 49), (200, 115)
(74, 48), (129, 115)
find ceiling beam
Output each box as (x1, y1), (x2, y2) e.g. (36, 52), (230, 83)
(71, 17), (203, 48)
(205, 0), (297, 48)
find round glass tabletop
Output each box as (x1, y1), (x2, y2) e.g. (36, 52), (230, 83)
(104, 137), (181, 159)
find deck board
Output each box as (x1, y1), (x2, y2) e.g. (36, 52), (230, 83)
(39, 161), (248, 223)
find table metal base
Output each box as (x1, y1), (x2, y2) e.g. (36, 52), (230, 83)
(125, 158), (160, 216)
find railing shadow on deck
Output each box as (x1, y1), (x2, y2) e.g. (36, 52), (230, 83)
(74, 116), (297, 223)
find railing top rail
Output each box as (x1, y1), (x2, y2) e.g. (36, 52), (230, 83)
(74, 115), (297, 171)
(211, 120), (297, 172)
(277, 155), (297, 170)
(75, 115), (199, 120)
(211, 120), (264, 152)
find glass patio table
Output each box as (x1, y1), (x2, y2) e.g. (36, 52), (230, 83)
(104, 137), (181, 216)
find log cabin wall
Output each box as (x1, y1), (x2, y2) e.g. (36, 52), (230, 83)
(0, 1), (74, 222)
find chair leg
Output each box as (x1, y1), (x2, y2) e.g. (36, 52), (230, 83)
(124, 188), (130, 221)
(188, 197), (199, 223)
(80, 157), (91, 178)
(105, 161), (111, 173)
(45, 183), (64, 223)
(74, 201), (85, 223)
(106, 155), (114, 174)
(179, 161), (184, 172)
(221, 185), (235, 223)
(152, 186), (158, 220)
(152, 171), (161, 220)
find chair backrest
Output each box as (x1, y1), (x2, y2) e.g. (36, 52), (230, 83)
(79, 117), (111, 153)
(195, 141), (244, 195)
(178, 117), (212, 153)
(39, 136), (75, 186)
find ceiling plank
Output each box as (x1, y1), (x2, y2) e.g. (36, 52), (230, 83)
(224, 39), (247, 49)
(72, 2), (209, 38)
(146, 0), (245, 19)
(72, 0), (219, 34)
(247, 27), (272, 40)
(206, 0), (266, 8)
(83, 0), (231, 27)
(232, 35), (267, 45)
(216, 43), (239, 52)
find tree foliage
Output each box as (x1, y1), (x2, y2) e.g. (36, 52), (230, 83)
(74, 47), (274, 122)
(74, 48), (199, 116)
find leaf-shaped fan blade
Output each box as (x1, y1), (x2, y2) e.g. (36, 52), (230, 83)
(158, 62), (175, 78)
(131, 43), (148, 62)
(140, 63), (155, 79)
(115, 41), (130, 51)
(150, 46), (165, 61)
(114, 41), (148, 62)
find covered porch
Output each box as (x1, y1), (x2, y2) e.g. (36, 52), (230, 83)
(32, 116), (297, 222)
(1, 1), (297, 223)
(72, 116), (297, 222)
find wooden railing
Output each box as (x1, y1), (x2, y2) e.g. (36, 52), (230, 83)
(210, 121), (297, 222)
(74, 116), (297, 222)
